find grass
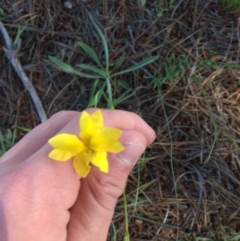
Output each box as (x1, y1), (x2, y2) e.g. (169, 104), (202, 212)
(1, 0), (240, 240)
(0, 129), (17, 157)
(49, 13), (159, 109)
(0, 127), (30, 157)
(180, 227), (240, 241)
(220, 0), (240, 13)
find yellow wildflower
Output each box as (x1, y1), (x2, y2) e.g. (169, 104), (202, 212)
(48, 110), (125, 177)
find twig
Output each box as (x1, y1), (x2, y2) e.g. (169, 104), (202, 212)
(0, 21), (47, 123)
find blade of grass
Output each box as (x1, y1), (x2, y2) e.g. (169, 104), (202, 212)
(200, 86), (219, 164)
(76, 64), (107, 77)
(115, 53), (126, 68)
(106, 77), (114, 109)
(0, 132), (6, 156)
(93, 90), (104, 108)
(159, 89), (180, 239)
(13, 25), (27, 49)
(10, 128), (17, 147)
(112, 86), (145, 107)
(49, 56), (101, 79)
(133, 154), (145, 215)
(87, 79), (100, 107)
(111, 222), (117, 241)
(78, 41), (102, 67)
(123, 190), (130, 241)
(111, 55), (159, 77)
(89, 14), (109, 72)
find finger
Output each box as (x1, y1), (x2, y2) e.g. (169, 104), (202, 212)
(1, 111), (79, 164)
(67, 129), (149, 241)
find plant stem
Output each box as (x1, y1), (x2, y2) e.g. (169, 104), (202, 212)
(123, 189), (130, 241)
(106, 77), (113, 109)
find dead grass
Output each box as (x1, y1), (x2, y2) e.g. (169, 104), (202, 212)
(1, 0), (240, 240)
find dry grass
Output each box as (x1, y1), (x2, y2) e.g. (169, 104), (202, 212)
(1, 0), (240, 240)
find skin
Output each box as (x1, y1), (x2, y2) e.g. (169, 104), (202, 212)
(0, 109), (156, 241)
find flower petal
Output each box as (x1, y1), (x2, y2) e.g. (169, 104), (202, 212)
(90, 110), (103, 128)
(48, 149), (76, 161)
(90, 127), (124, 153)
(48, 133), (86, 161)
(91, 152), (108, 173)
(73, 151), (92, 177)
(79, 111), (94, 144)
(106, 142), (125, 153)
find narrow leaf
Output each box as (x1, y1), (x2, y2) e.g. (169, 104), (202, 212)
(113, 86), (145, 107)
(78, 42), (101, 67)
(76, 64), (107, 77)
(117, 79), (130, 90)
(49, 56), (101, 79)
(87, 81), (106, 108)
(13, 25), (27, 49)
(49, 56), (76, 72)
(89, 14), (109, 71)
(115, 53), (126, 68)
(112, 56), (159, 77)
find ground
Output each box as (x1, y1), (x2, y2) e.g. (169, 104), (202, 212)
(1, 1), (240, 240)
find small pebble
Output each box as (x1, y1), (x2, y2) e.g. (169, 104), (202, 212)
(64, 1), (73, 9)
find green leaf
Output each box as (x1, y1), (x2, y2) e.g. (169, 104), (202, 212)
(0, 8), (6, 21)
(87, 80), (106, 108)
(78, 42), (101, 67)
(13, 25), (27, 49)
(6, 130), (12, 142)
(89, 14), (109, 71)
(0, 132), (6, 156)
(76, 64), (107, 77)
(0, 8), (6, 18)
(49, 56), (76, 72)
(49, 56), (101, 79)
(113, 86), (145, 107)
(88, 90), (104, 108)
(115, 53), (126, 68)
(117, 79), (130, 90)
(111, 55), (159, 77)
(15, 126), (31, 132)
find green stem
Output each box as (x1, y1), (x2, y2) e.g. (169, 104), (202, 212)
(106, 77), (113, 109)
(123, 189), (130, 241)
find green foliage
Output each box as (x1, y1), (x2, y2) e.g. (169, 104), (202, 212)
(0, 126), (30, 157)
(180, 228), (240, 241)
(13, 25), (27, 49)
(220, 0), (240, 13)
(139, 0), (146, 7)
(77, 42), (101, 67)
(150, 53), (240, 91)
(0, 8), (6, 20)
(0, 129), (16, 157)
(49, 14), (159, 109)
(157, 0), (176, 16)
(89, 14), (109, 72)
(150, 54), (191, 89)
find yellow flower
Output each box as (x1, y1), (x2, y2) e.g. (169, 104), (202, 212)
(48, 110), (125, 177)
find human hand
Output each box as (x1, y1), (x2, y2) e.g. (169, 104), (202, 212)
(0, 109), (155, 241)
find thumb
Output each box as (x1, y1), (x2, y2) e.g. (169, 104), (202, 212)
(67, 129), (149, 241)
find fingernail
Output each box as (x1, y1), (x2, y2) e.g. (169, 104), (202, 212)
(117, 142), (145, 166)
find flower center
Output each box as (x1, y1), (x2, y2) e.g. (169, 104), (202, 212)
(84, 149), (94, 162)
(85, 149), (93, 154)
